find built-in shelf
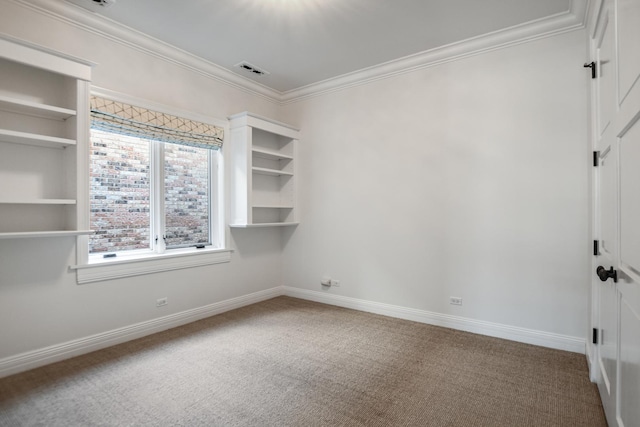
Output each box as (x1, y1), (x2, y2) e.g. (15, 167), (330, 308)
(252, 147), (294, 161)
(0, 129), (76, 148)
(0, 35), (92, 242)
(0, 95), (76, 120)
(0, 230), (94, 239)
(229, 112), (299, 228)
(0, 198), (77, 205)
(252, 167), (294, 177)
(229, 222), (299, 228)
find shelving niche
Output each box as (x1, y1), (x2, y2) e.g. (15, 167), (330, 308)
(229, 112), (299, 227)
(0, 36), (93, 239)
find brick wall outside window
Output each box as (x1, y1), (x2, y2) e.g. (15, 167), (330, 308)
(89, 130), (210, 253)
(164, 143), (209, 248)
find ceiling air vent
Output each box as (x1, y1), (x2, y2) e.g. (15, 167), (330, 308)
(234, 61), (270, 77)
(91, 0), (116, 7)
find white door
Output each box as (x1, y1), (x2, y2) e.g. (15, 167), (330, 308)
(591, 1), (640, 426)
(593, 2), (618, 421)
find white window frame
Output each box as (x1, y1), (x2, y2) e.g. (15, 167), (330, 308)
(72, 88), (230, 284)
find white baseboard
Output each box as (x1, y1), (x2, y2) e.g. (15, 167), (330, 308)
(283, 287), (586, 354)
(0, 287), (284, 378)
(0, 285), (586, 378)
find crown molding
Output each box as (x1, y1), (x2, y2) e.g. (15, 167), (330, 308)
(9, 0), (588, 106)
(280, 0), (589, 103)
(9, 0), (282, 103)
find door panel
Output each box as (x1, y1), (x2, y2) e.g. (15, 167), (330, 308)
(617, 0), (640, 105)
(597, 8), (615, 137)
(619, 297), (640, 427)
(599, 144), (616, 259)
(620, 119), (640, 272)
(617, 111), (640, 427)
(598, 275), (617, 397)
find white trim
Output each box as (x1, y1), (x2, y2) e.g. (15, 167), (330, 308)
(586, 340), (599, 382)
(72, 249), (232, 284)
(0, 31), (94, 80)
(9, 0), (280, 103)
(0, 285), (587, 378)
(76, 86), (230, 283)
(587, 0), (604, 39)
(228, 111), (300, 133)
(75, 80), (91, 265)
(9, 0), (588, 104)
(282, 287), (586, 354)
(280, 0), (589, 103)
(0, 287), (283, 378)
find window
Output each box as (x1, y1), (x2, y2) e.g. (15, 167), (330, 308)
(90, 130), (151, 253)
(90, 130), (216, 254)
(79, 93), (228, 280)
(163, 143), (211, 249)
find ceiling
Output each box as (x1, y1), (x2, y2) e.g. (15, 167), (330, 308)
(63, 0), (574, 94)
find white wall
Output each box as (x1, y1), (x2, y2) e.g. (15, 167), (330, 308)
(280, 30), (590, 339)
(0, 0), (283, 360)
(0, 0), (590, 366)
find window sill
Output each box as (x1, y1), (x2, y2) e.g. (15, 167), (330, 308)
(71, 248), (232, 284)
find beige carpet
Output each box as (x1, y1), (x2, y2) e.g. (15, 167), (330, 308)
(0, 296), (606, 426)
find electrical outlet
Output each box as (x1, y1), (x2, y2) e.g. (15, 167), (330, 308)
(156, 297), (168, 307)
(449, 297), (462, 306)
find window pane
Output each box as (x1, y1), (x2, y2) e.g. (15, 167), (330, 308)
(89, 130), (151, 253)
(164, 144), (210, 248)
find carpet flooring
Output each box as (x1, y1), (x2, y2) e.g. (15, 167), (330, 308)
(0, 296), (607, 426)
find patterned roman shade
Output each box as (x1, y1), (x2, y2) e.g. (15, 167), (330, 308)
(90, 95), (224, 150)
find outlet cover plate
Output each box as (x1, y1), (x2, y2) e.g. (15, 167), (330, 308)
(449, 297), (462, 306)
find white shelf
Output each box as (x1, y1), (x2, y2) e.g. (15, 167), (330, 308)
(252, 147), (293, 161)
(0, 36), (92, 244)
(0, 198), (76, 205)
(230, 111), (299, 228)
(0, 95), (76, 120)
(252, 166), (294, 177)
(0, 230), (94, 239)
(229, 222), (299, 228)
(0, 128), (76, 148)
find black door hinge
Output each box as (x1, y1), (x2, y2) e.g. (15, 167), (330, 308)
(584, 61), (596, 79)
(594, 240), (599, 256)
(593, 328), (598, 344)
(593, 151), (600, 167)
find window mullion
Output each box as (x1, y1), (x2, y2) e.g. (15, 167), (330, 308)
(150, 141), (166, 253)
